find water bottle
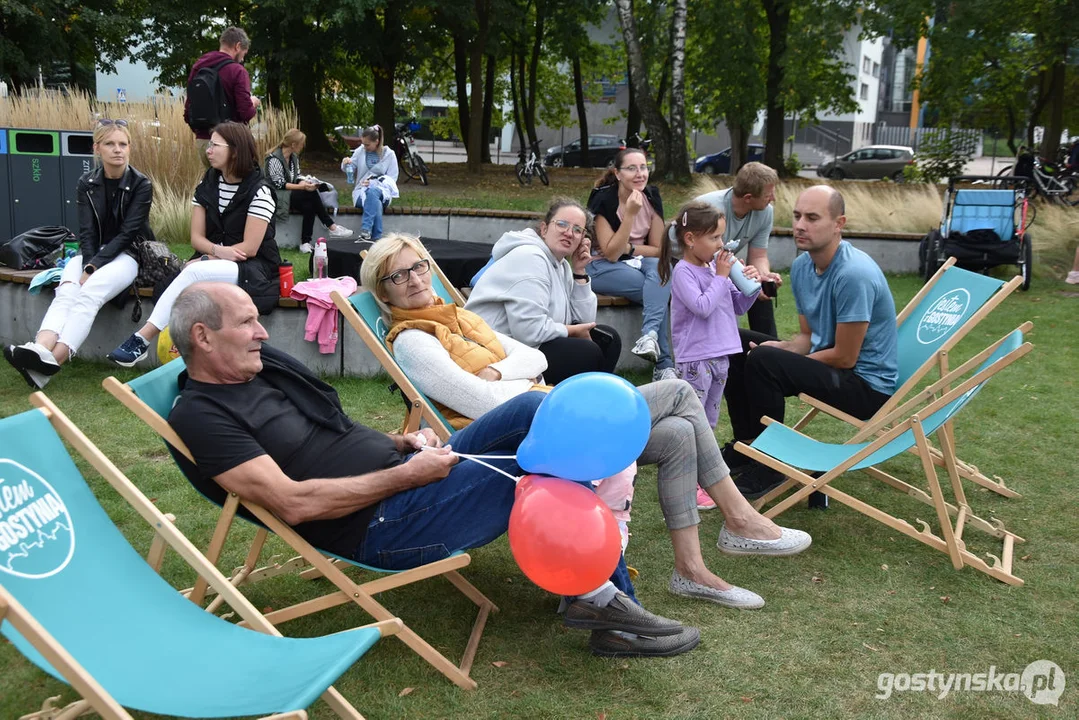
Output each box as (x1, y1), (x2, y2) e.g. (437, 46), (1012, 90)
(721, 240), (761, 297)
(345, 162), (355, 185)
(313, 238), (328, 279)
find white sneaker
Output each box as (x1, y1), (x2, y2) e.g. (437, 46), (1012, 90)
(652, 367), (677, 382)
(13, 342), (61, 376)
(328, 224), (353, 238)
(1067, 270), (1079, 285)
(631, 331), (660, 363)
(299, 242), (313, 254)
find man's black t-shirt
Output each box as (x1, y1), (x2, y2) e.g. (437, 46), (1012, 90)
(169, 370), (402, 558)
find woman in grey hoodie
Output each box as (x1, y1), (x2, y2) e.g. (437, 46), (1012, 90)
(465, 198), (621, 384)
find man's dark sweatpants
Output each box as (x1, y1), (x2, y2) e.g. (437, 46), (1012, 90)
(725, 329), (892, 442)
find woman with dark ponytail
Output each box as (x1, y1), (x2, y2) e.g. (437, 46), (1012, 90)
(341, 124), (399, 240)
(586, 148), (674, 381)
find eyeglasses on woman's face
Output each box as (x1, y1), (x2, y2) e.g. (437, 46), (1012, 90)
(551, 219), (586, 238)
(619, 163), (649, 174)
(208, 140), (230, 149)
(380, 258), (431, 285)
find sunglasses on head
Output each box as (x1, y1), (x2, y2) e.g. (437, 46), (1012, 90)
(97, 119), (129, 127)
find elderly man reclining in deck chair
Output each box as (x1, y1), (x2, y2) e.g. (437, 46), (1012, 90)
(163, 281), (700, 659)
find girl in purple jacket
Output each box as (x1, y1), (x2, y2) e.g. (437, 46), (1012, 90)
(670, 201), (760, 508)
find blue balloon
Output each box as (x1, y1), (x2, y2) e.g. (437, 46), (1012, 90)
(517, 373), (651, 482)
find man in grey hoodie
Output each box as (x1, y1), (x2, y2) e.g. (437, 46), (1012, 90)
(466, 199), (622, 384)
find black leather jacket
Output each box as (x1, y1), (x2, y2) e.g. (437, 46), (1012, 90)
(76, 165), (155, 270)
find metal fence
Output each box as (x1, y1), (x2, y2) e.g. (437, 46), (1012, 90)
(874, 125), (983, 155)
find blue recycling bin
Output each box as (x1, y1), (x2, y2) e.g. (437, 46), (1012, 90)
(8, 129), (63, 235)
(60, 131), (96, 231)
(0, 130), (10, 241)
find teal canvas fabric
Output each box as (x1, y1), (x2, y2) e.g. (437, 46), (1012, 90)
(894, 265), (1006, 386)
(949, 189), (1016, 240)
(752, 329), (1024, 474)
(0, 409), (381, 718)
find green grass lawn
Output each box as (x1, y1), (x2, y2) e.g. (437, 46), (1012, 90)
(1, 273), (1077, 719)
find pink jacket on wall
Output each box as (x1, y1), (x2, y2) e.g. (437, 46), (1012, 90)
(290, 277), (358, 354)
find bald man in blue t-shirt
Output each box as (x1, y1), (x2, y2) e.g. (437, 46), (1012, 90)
(723, 185), (898, 500)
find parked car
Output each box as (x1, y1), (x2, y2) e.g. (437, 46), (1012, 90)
(816, 145), (915, 181)
(694, 144), (765, 174)
(544, 135), (626, 168)
(331, 125), (363, 149)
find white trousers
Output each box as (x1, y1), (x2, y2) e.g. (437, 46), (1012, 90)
(146, 259), (240, 332)
(38, 254), (139, 354)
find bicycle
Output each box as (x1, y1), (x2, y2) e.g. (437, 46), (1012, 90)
(994, 147), (1077, 205)
(392, 122), (429, 186)
(515, 141), (549, 186)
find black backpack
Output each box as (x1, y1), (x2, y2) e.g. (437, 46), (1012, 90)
(187, 59), (235, 131)
(0, 226), (73, 270)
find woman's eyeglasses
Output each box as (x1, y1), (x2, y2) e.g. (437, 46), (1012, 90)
(97, 119), (129, 127)
(552, 219), (586, 238)
(619, 164), (649, 174)
(380, 258), (431, 285)
(207, 140), (230, 149)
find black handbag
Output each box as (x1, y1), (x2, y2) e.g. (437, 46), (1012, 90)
(0, 226), (73, 270)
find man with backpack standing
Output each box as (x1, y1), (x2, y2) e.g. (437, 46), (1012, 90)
(184, 27), (260, 167)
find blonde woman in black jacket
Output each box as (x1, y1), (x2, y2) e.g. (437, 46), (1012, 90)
(4, 120), (153, 389)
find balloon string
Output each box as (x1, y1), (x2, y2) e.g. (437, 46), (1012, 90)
(419, 447), (522, 483)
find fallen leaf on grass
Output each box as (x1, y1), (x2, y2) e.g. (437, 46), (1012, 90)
(597, 713), (607, 720)
(1021, 554), (1031, 561)
(863, 643), (880, 652)
(881, 564), (889, 571)
(811, 573), (824, 583)
(940, 596), (951, 604)
(620, 663), (630, 670)
(398, 688), (413, 697)
(491, 661), (508, 668)
(262, 607), (273, 613)
(886, 590), (896, 595)
(741, 697), (754, 703)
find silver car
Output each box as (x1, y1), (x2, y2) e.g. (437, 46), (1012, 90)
(817, 145), (915, 181)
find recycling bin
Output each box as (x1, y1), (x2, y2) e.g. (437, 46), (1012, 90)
(8, 129), (63, 235)
(0, 130), (10, 240)
(60, 131), (96, 231)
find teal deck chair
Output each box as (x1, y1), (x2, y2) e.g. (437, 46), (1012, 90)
(0, 393), (400, 720)
(791, 257), (1023, 498)
(738, 325), (1032, 586)
(103, 360), (494, 691)
(332, 285), (455, 441)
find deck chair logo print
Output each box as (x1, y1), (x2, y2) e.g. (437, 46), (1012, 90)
(0, 459), (75, 579)
(916, 289), (971, 345)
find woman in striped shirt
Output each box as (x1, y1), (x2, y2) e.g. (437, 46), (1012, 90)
(107, 121), (282, 366)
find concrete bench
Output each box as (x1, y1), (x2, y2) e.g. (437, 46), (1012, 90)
(0, 268), (649, 377)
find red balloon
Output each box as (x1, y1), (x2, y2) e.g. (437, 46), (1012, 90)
(508, 475), (622, 595)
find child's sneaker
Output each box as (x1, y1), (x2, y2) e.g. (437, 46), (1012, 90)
(695, 486), (717, 510)
(1066, 270), (1079, 285)
(107, 333), (150, 367)
(631, 330), (660, 362)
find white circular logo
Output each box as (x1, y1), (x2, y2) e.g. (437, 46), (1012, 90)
(1022, 660), (1065, 705)
(0, 459), (76, 580)
(916, 288), (971, 345)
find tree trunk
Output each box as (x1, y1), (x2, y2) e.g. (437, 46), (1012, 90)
(614, 0), (672, 176)
(573, 55), (590, 167)
(524, 1), (544, 147)
(667, 0), (689, 180)
(510, 52), (526, 151)
(481, 52), (496, 163)
(1039, 53), (1066, 162)
(289, 64), (334, 153)
(762, 0), (791, 175)
(518, 52), (536, 147)
(625, 59), (641, 143)
(453, 32), (471, 149)
(371, 67), (395, 149)
(467, 0), (490, 173)
(728, 117), (750, 173)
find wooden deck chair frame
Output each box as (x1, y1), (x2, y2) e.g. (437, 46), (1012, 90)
(4, 393), (401, 720)
(102, 373), (494, 691)
(332, 248), (462, 441)
(789, 257), (1024, 499)
(738, 326), (1032, 586)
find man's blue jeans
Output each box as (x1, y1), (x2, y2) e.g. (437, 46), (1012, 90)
(355, 391), (636, 601)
